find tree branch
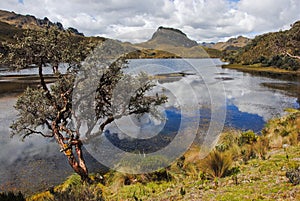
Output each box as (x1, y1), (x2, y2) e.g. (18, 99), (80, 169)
(286, 52), (300, 60)
(23, 127), (54, 139)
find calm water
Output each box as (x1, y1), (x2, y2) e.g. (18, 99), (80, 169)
(0, 58), (299, 193)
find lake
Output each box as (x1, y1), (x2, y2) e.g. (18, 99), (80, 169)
(0, 58), (299, 193)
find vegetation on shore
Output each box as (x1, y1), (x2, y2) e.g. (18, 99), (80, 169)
(222, 64), (300, 77)
(0, 8), (300, 201)
(24, 109), (300, 201)
(222, 21), (300, 72)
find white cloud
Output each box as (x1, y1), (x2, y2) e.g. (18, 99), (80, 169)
(0, 0), (299, 43)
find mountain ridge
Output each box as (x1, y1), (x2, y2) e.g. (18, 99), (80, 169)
(0, 10), (221, 58)
(223, 21), (300, 71)
(135, 26), (220, 58)
(0, 10), (83, 36)
(141, 26), (198, 48)
(212, 36), (251, 51)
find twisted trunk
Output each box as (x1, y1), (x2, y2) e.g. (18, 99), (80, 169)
(53, 125), (91, 183)
(38, 63), (91, 182)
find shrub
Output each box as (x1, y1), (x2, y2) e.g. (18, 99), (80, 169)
(253, 136), (270, 160)
(238, 130), (257, 146)
(201, 150), (233, 178)
(241, 145), (257, 162)
(215, 143), (229, 152)
(286, 167), (300, 185)
(28, 174), (105, 201)
(52, 183), (104, 201)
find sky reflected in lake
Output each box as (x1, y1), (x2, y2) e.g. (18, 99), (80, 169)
(0, 58), (299, 193)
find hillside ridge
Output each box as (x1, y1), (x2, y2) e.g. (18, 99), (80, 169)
(0, 9), (83, 36)
(223, 20), (300, 71)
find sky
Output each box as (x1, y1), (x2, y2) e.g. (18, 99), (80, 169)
(1, 0), (300, 43)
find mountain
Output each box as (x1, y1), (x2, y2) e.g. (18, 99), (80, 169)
(212, 36), (251, 51)
(224, 21), (300, 71)
(0, 10), (221, 59)
(138, 26), (198, 48)
(0, 21), (23, 42)
(136, 26), (221, 58)
(200, 42), (215, 48)
(0, 10), (83, 36)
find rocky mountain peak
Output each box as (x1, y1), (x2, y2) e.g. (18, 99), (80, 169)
(0, 9), (83, 36)
(149, 26), (198, 48)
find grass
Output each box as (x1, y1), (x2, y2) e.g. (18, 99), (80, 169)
(26, 110), (300, 201)
(200, 151), (233, 178)
(222, 64), (300, 76)
(27, 145), (300, 201)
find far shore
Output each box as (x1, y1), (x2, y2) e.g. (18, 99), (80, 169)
(222, 64), (300, 79)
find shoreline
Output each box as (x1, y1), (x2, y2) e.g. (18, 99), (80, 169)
(222, 64), (300, 79)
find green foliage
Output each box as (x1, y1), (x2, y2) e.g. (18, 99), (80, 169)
(286, 167), (300, 185)
(2, 27), (168, 181)
(241, 145), (257, 162)
(238, 130), (258, 146)
(1, 27), (90, 70)
(224, 21), (300, 71)
(262, 110), (300, 148)
(52, 184), (104, 201)
(59, 174), (82, 192)
(215, 143), (229, 152)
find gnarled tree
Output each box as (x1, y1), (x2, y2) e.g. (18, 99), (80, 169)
(1, 28), (167, 182)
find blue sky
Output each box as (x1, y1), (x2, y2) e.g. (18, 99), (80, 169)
(1, 0), (300, 43)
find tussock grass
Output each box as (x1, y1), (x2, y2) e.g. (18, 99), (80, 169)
(28, 110), (300, 200)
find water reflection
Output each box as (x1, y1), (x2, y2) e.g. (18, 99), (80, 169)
(0, 59), (299, 193)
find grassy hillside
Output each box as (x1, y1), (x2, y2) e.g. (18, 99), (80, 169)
(0, 10), (83, 35)
(125, 49), (180, 59)
(223, 21), (300, 71)
(25, 109), (300, 201)
(0, 21), (23, 42)
(136, 43), (221, 58)
(212, 36), (251, 51)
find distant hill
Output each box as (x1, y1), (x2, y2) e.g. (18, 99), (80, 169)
(212, 36), (251, 51)
(138, 26), (198, 48)
(0, 21), (23, 42)
(224, 21), (300, 71)
(0, 10), (83, 36)
(0, 21), (23, 55)
(0, 10), (221, 59)
(136, 26), (221, 58)
(199, 42), (215, 48)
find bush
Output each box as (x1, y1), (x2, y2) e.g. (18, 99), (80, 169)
(241, 145), (257, 163)
(286, 167), (300, 185)
(28, 174), (105, 201)
(238, 130), (258, 146)
(253, 136), (269, 160)
(52, 183), (104, 201)
(201, 150), (233, 178)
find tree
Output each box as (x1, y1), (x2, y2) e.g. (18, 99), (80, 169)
(1, 28), (167, 182)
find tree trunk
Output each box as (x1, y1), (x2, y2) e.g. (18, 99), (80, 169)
(52, 124), (91, 183)
(38, 62), (91, 182)
(66, 151), (91, 183)
(62, 139), (91, 183)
